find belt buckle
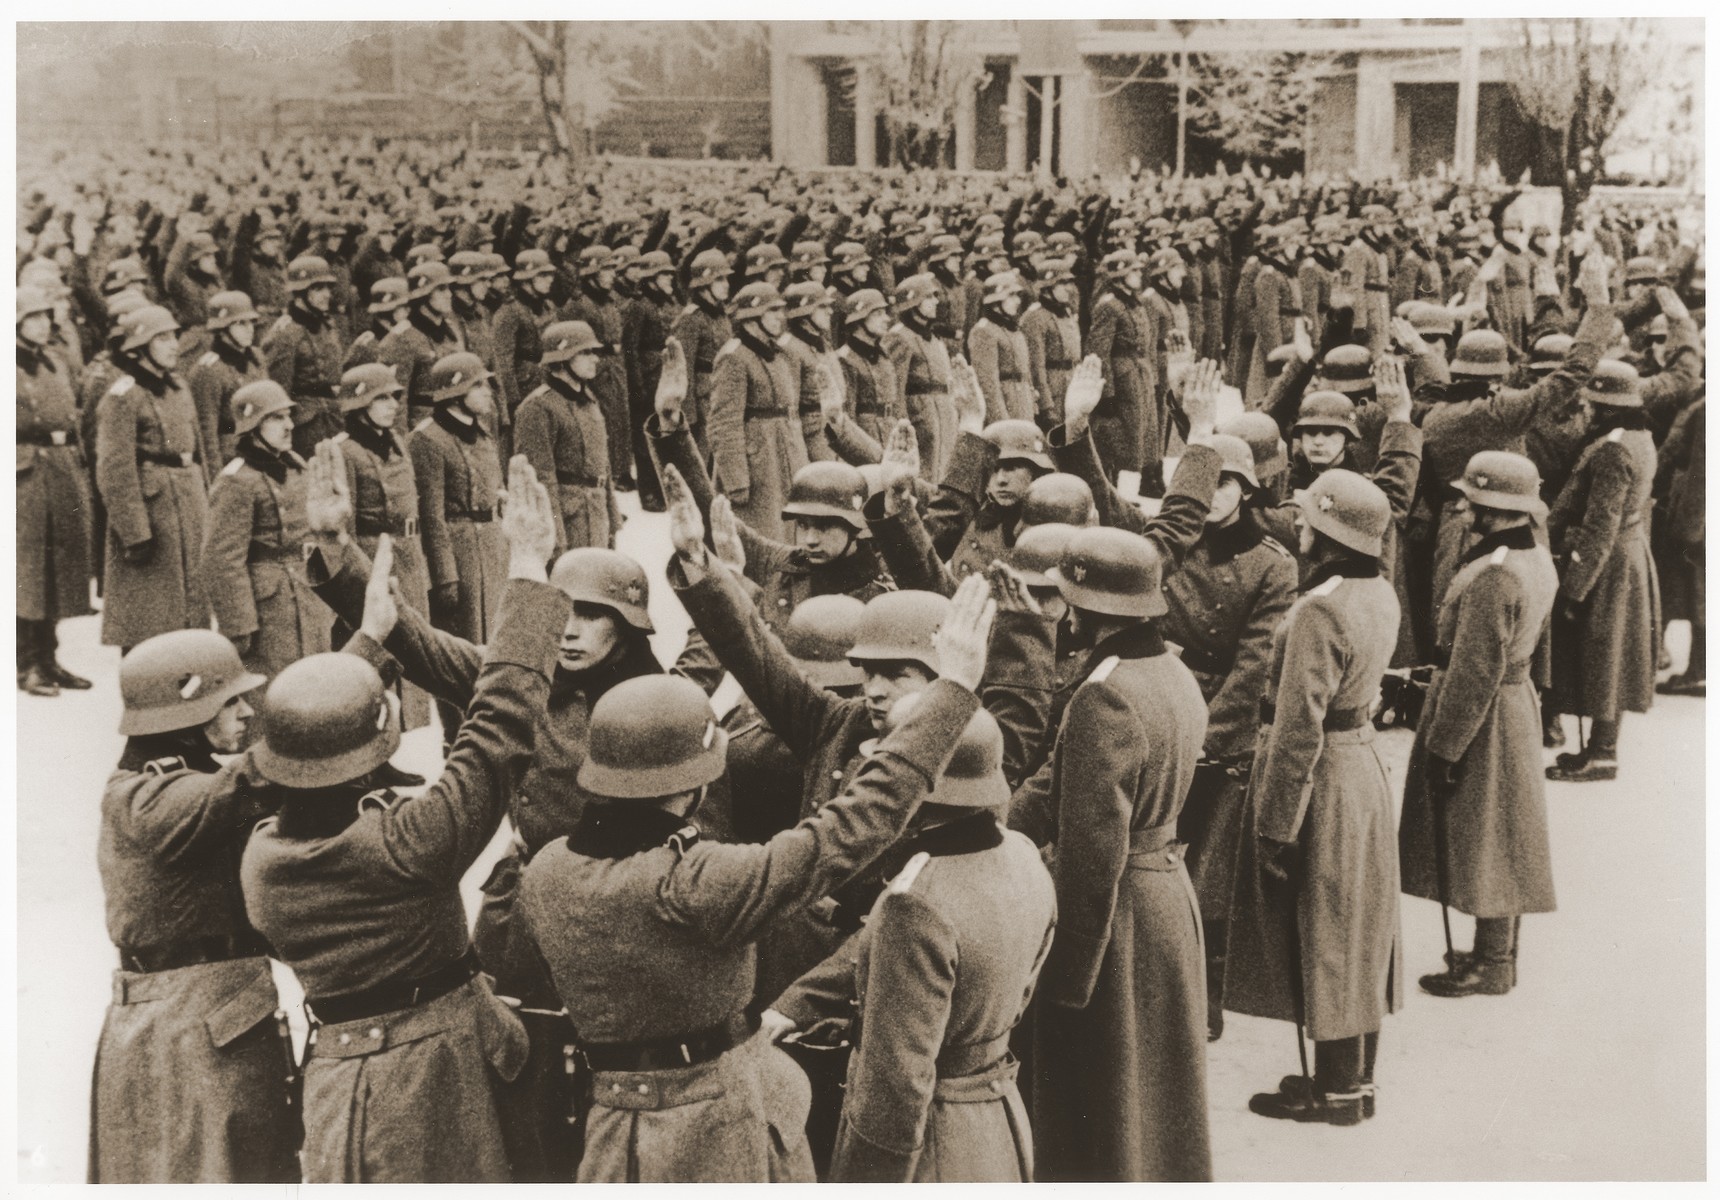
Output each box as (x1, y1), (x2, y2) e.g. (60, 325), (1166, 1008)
(403, 517), (419, 536)
(49, 430), (68, 446)
(178, 452), (194, 467)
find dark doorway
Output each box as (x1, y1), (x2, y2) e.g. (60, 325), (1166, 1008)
(974, 62), (1010, 171)
(1395, 82), (1458, 177)
(823, 63), (856, 167)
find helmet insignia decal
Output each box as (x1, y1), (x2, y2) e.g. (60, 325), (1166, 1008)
(1474, 474), (1489, 488)
(1070, 563), (1087, 583)
(851, 495), (863, 509)
(451, 371), (464, 385)
(702, 720), (717, 749)
(624, 582), (644, 604)
(179, 673), (202, 700)
(1318, 495), (1335, 511)
(376, 700), (390, 732)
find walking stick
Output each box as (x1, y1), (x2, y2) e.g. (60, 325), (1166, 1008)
(1276, 850), (1313, 1087)
(1430, 780), (1457, 967)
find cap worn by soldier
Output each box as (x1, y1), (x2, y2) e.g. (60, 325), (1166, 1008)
(1294, 468), (1390, 557)
(1293, 391), (1361, 439)
(122, 304), (181, 352)
(729, 282), (785, 323)
(231, 379), (295, 437)
(513, 248), (556, 282)
(1453, 450), (1547, 517)
(744, 243), (787, 278)
(542, 320), (608, 364)
(368, 277), (410, 314)
(206, 291), (258, 330)
(1007, 521), (1079, 589)
(782, 594), (866, 690)
(1021, 473), (1094, 527)
(1625, 256), (1663, 285)
(254, 653), (401, 788)
(549, 547), (655, 631)
(103, 257), (150, 294)
(285, 255), (338, 292)
(1584, 359), (1644, 408)
(1318, 343), (1374, 395)
(688, 248), (731, 289)
(983, 272), (1025, 305)
(1450, 329), (1511, 378)
(1529, 333), (1575, 373)
(847, 591), (951, 674)
(1219, 411), (1290, 480)
(783, 281), (832, 320)
(449, 251), (488, 284)
(983, 419), (1055, 473)
(831, 242), (869, 271)
(333, 350), (406, 407)
(791, 241), (830, 269)
(1209, 433), (1260, 489)
(783, 461), (869, 531)
(577, 245), (613, 276)
(1047, 525), (1167, 618)
(429, 351), (494, 403)
(118, 629), (268, 737)
(409, 261), (455, 301)
(882, 696), (1010, 809)
(578, 675), (728, 801)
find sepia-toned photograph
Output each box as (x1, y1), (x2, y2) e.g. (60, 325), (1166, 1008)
(10, 13), (1707, 1187)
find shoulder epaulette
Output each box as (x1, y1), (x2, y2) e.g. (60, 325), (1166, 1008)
(220, 456), (245, 476)
(1260, 535), (1294, 560)
(1089, 654), (1121, 683)
(197, 350), (219, 368)
(888, 850), (931, 895)
(1607, 427), (1625, 443)
(1309, 574), (1344, 598)
(109, 375), (135, 395)
(267, 314), (292, 337)
(413, 417), (433, 433)
(666, 824), (701, 859)
(1490, 544), (1510, 565)
(332, 431), (350, 444)
(714, 337), (740, 360)
(353, 330), (376, 348)
(143, 756), (187, 777)
(1023, 302), (1043, 317)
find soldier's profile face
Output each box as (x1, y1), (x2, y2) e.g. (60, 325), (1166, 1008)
(793, 518), (853, 565)
(810, 306), (832, 332)
(806, 264), (827, 285)
(227, 319), (256, 348)
(531, 274), (555, 296)
(560, 604), (622, 671)
(760, 309), (786, 337)
(571, 351), (600, 380)
(709, 278), (731, 302)
(365, 394), (400, 428)
(307, 284), (333, 312)
(860, 662), (934, 730)
(867, 309), (894, 337)
(461, 383), (494, 415)
(147, 331), (180, 369)
(1206, 478), (1244, 526)
(203, 694), (255, 754)
(430, 286), (455, 315)
(18, 312), (52, 345)
(258, 412), (295, 452)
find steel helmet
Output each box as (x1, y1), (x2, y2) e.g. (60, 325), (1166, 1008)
(183, 231), (219, 261)
(729, 282), (785, 323)
(1219, 411), (1289, 481)
(1624, 255), (1663, 285)
(1021, 473), (1095, 527)
(782, 461), (868, 531)
(744, 243), (787, 276)
(1450, 329), (1511, 378)
(513, 248), (555, 281)
(847, 590), (951, 674)
(1046, 230), (1079, 254)
(1006, 521), (1078, 588)
(577, 244), (613, 276)
(1453, 450), (1547, 517)
(102, 257), (150, 293)
(1139, 218), (1173, 245)
(1292, 391), (1360, 439)
(541, 320), (606, 364)
(1401, 301), (1456, 338)
(925, 235), (962, 265)
(637, 250), (675, 279)
(1583, 359), (1644, 408)
(1042, 256), (1078, 286)
(982, 272), (1024, 305)
(783, 281), (832, 320)
(1295, 468), (1390, 556)
(609, 244), (641, 272)
(405, 243), (445, 268)
(1528, 333), (1574, 373)
(782, 593), (866, 690)
(883, 695), (1009, 809)
(578, 675), (728, 800)
(790, 241), (830, 269)
(368, 277), (410, 314)
(982, 419), (1054, 473)
(831, 242), (869, 270)
(117, 629), (267, 737)
(16, 288), (55, 323)
(121, 304), (180, 352)
(893, 273), (940, 310)
(1209, 433), (1261, 489)
(972, 233), (1008, 262)
(1317, 344), (1374, 395)
(428, 351), (494, 402)
(254, 653), (400, 788)
(206, 291), (259, 330)
(846, 288), (890, 325)
(449, 250), (488, 283)
(1100, 249), (1142, 279)
(1145, 247), (1184, 278)
(409, 261), (455, 301)
(688, 248), (731, 289)
(285, 255), (338, 292)
(340, 363), (405, 413)
(1048, 526), (1167, 618)
(481, 252), (511, 280)
(231, 380), (295, 436)
(549, 547), (654, 631)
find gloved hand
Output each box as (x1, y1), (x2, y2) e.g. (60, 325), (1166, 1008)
(122, 537), (155, 566)
(1426, 753), (1460, 795)
(1259, 836), (1300, 888)
(429, 580), (460, 618)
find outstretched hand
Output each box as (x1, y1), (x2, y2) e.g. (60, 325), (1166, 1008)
(879, 419), (920, 514)
(663, 464), (707, 564)
(1180, 359), (1220, 443)
(1390, 316), (1427, 356)
(1373, 355), (1412, 423)
(501, 455), (557, 577)
(931, 574), (997, 693)
(950, 355), (986, 434)
(656, 336), (689, 429)
(305, 439), (353, 534)
(359, 534), (402, 644)
(986, 559), (1043, 616)
(1063, 355), (1104, 431)
(710, 494), (746, 572)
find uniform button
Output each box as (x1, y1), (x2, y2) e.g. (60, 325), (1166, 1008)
(369, 1027), (383, 1040)
(990, 1079), (1004, 1093)
(611, 1083), (621, 1093)
(778, 598), (789, 607)
(832, 770), (843, 780)
(338, 1033), (352, 1046)
(636, 1083), (650, 1094)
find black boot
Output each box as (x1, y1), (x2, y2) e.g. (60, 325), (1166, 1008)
(1541, 706), (1566, 749)
(1361, 1031), (1378, 1119)
(1252, 1036), (1365, 1126)
(1659, 624), (1706, 696)
(17, 620), (58, 697)
(1548, 718), (1619, 782)
(1205, 920), (1227, 1042)
(1422, 917), (1514, 996)
(40, 622), (90, 690)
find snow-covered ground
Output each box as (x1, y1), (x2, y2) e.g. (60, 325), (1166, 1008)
(14, 494), (1705, 1182)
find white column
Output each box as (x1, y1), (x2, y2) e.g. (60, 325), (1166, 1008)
(955, 78), (977, 171)
(1454, 37), (1481, 180)
(1037, 76), (1057, 180)
(1354, 56), (1395, 181)
(853, 65), (878, 168)
(1006, 69), (1027, 173)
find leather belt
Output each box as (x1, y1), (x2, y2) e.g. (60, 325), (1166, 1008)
(118, 933), (264, 974)
(935, 1031), (1012, 1077)
(449, 508), (493, 523)
(139, 449), (197, 468)
(580, 1013), (751, 1073)
(1365, 283), (1391, 292)
(1045, 358), (1075, 371)
(357, 515), (419, 537)
(247, 545), (297, 564)
(1126, 825), (1184, 871)
(997, 371), (1025, 383)
(555, 469), (603, 487)
(306, 949), (479, 1026)
(19, 429), (76, 446)
(1179, 645), (1234, 676)
(1259, 699), (1370, 730)
(745, 408), (789, 419)
(905, 382), (946, 397)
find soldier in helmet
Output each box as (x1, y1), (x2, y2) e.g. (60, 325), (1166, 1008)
(1545, 360), (1662, 782)
(779, 281), (838, 462)
(882, 275), (952, 481)
(1089, 249), (1163, 494)
(448, 251), (499, 375)
(96, 304), (212, 653)
(1342, 204), (1396, 357)
(968, 270), (1036, 425)
(91, 629), (297, 1182)
(241, 461), (569, 1182)
(1143, 247), (1191, 414)
(229, 211), (288, 325)
(187, 291), (268, 476)
(620, 251), (679, 511)
(1247, 222), (1306, 404)
(17, 288), (96, 696)
(670, 247), (733, 450)
(767, 699), (1056, 1183)
(827, 241), (872, 348)
(1229, 469), (1404, 1129)
(514, 320), (621, 553)
(493, 249), (560, 460)
(410, 351), (507, 647)
(262, 255), (346, 456)
(343, 276), (409, 372)
(380, 261), (467, 433)
(832, 286), (904, 449)
(1022, 257), (1082, 429)
(1400, 451), (1559, 999)
(1009, 525), (1213, 1181)
(564, 245), (634, 489)
(742, 241), (789, 292)
(787, 240), (829, 288)
(708, 282), (808, 541)
(923, 234), (968, 352)
(201, 380), (333, 681)
(164, 228), (225, 353)
(516, 579), (993, 1183)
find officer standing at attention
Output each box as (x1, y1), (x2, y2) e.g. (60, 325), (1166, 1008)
(241, 460), (566, 1183)
(185, 290), (267, 478)
(512, 320), (620, 553)
(516, 576), (994, 1183)
(91, 631), (297, 1182)
(261, 256), (346, 456)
